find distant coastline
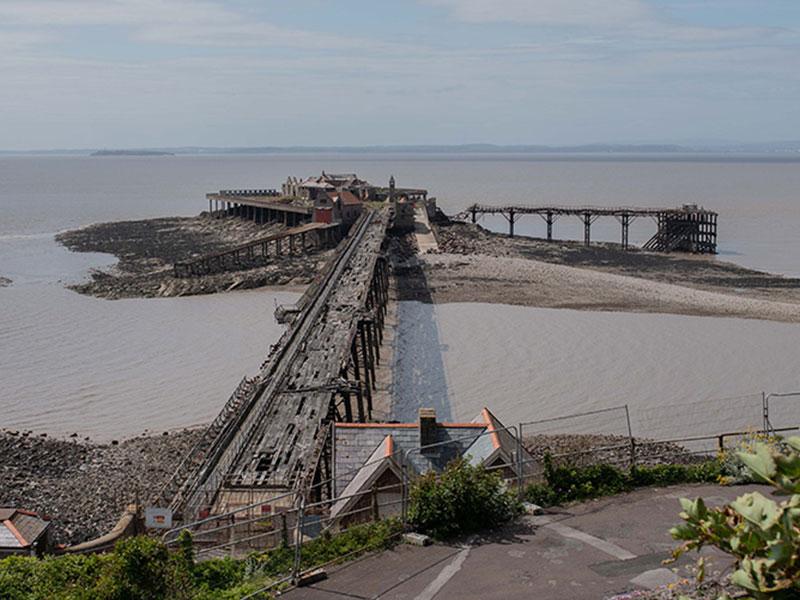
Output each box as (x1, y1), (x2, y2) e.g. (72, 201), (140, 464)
(90, 149), (174, 157)
(2, 141), (800, 157)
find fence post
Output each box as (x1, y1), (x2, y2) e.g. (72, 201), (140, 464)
(228, 513), (235, 557)
(281, 513), (288, 548)
(762, 392), (769, 434)
(516, 423), (524, 499)
(371, 485), (379, 521)
(624, 405), (636, 468)
(292, 498), (306, 584)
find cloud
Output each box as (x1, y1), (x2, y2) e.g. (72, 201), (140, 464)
(0, 0), (364, 49)
(425, 0), (652, 27)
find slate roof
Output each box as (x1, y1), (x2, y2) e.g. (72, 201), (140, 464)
(0, 508), (50, 549)
(333, 423), (485, 495)
(333, 407), (535, 499)
(330, 435), (403, 520)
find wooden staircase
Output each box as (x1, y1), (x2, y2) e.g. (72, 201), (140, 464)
(642, 222), (695, 252)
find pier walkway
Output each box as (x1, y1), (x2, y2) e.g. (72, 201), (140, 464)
(461, 204), (718, 253)
(162, 209), (391, 522)
(172, 222), (340, 278)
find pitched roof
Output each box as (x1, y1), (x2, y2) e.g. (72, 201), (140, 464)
(0, 508), (49, 548)
(338, 190), (362, 206)
(330, 435), (403, 520)
(334, 421), (486, 495)
(465, 408), (537, 476)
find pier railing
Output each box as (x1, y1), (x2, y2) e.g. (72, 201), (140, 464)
(218, 189), (280, 197)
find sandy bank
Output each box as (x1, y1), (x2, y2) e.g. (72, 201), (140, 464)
(0, 428), (203, 545)
(56, 213), (330, 299)
(417, 220), (800, 323)
(420, 253), (800, 323)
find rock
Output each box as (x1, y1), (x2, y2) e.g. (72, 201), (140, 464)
(0, 428), (204, 545)
(403, 532), (432, 546)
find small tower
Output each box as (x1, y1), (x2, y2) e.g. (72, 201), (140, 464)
(389, 175), (396, 202)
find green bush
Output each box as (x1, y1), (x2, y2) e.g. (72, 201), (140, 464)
(98, 536), (175, 600)
(525, 456), (722, 507)
(671, 437), (800, 598)
(0, 515), (404, 599)
(0, 553), (109, 600)
(717, 431), (788, 486)
(408, 459), (521, 539)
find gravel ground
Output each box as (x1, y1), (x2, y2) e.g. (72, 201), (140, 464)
(0, 428), (203, 545)
(523, 434), (706, 470)
(56, 213), (330, 299)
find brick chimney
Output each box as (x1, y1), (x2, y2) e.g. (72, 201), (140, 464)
(419, 408), (437, 453)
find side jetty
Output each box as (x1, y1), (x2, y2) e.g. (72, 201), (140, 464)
(461, 203), (718, 253)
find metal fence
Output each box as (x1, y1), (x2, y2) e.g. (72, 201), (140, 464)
(158, 388), (800, 596)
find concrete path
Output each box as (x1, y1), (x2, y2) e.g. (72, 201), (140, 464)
(413, 206), (438, 254)
(282, 483), (770, 599)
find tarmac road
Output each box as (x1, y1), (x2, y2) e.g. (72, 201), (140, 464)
(281, 483), (770, 600)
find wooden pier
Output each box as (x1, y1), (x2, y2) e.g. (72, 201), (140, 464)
(464, 204), (718, 254)
(173, 222), (340, 278)
(163, 210), (392, 520)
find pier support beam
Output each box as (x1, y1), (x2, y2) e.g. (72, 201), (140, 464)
(538, 211), (556, 242)
(621, 214), (629, 249)
(502, 209), (518, 238)
(581, 212), (598, 247)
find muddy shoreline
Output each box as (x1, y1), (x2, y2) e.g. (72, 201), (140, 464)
(0, 428), (203, 545)
(57, 213), (330, 299)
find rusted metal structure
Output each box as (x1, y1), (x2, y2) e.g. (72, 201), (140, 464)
(463, 203), (718, 253)
(172, 222), (340, 278)
(161, 209), (391, 522)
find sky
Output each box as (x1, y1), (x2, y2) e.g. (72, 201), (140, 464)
(1, 0), (799, 150)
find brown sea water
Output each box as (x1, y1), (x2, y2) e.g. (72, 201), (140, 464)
(1, 154), (799, 438)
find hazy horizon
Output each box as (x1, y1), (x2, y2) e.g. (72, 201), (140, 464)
(1, 1), (799, 151)
(4, 141), (800, 156)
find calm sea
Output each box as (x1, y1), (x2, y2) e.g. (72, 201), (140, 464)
(1, 154), (799, 439)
